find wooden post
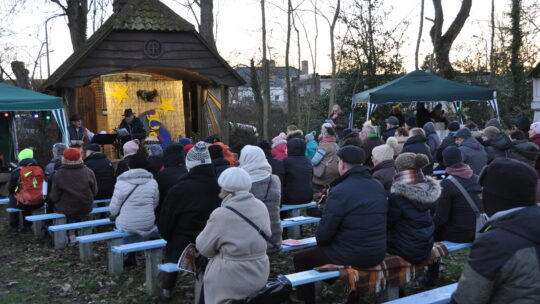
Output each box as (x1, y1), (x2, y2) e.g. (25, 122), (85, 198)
(52, 218), (67, 249)
(289, 209), (301, 239)
(377, 286), (399, 302)
(31, 208), (45, 238)
(108, 238), (124, 274)
(194, 277), (203, 304)
(144, 248), (163, 295)
(78, 227), (94, 262)
(220, 85), (230, 144)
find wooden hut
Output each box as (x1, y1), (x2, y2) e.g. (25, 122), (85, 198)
(41, 0), (244, 150)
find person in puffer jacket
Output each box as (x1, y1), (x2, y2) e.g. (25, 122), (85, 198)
(423, 122), (441, 157)
(455, 128), (487, 175)
(508, 130), (539, 167)
(387, 153), (440, 264)
(271, 132), (288, 160)
(482, 126), (512, 163)
(451, 158), (540, 304)
(283, 138), (313, 205)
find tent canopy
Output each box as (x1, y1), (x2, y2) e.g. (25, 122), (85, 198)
(352, 70), (495, 105)
(0, 83), (62, 111)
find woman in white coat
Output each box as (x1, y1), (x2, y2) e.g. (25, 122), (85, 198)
(196, 167), (271, 304)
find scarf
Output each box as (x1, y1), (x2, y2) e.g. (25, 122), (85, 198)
(367, 133), (379, 138)
(445, 163), (473, 179)
(393, 169), (426, 185)
(320, 136), (337, 144)
(239, 145), (272, 182)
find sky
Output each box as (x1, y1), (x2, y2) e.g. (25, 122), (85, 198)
(0, 0), (529, 80)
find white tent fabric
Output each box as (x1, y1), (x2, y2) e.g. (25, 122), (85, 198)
(52, 108), (70, 146)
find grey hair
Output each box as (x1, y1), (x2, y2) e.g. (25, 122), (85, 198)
(410, 128), (426, 137)
(52, 143), (67, 155)
(362, 125), (376, 135)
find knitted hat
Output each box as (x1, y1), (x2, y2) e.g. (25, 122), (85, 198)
(257, 140), (272, 154)
(85, 144), (101, 153)
(454, 128), (472, 139)
(18, 148), (33, 161)
(530, 122), (540, 134)
(485, 118), (501, 129)
(305, 131), (316, 142)
(321, 123), (336, 137)
(443, 146), (463, 167)
(208, 145), (224, 160)
(218, 167), (252, 193)
(178, 137), (192, 146)
(123, 140), (140, 157)
(128, 148), (148, 169)
(483, 126), (500, 140)
(63, 148), (81, 161)
(480, 158), (538, 216)
(336, 146), (365, 165)
(385, 116), (399, 126)
(184, 144), (194, 152)
(272, 132), (287, 143)
(395, 153), (429, 172)
(448, 121), (460, 132)
(372, 137), (398, 162)
(163, 143), (185, 167)
(515, 116), (530, 131)
(148, 144), (163, 157)
(405, 117), (417, 128)
(185, 141), (212, 169)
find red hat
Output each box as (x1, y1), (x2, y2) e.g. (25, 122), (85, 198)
(63, 148), (81, 161)
(184, 144), (194, 152)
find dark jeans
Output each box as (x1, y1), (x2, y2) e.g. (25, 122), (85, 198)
(293, 246), (333, 303)
(8, 197), (42, 229)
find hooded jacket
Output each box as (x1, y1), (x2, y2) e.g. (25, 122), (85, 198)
(283, 138), (313, 205)
(155, 144), (188, 219)
(435, 132), (457, 166)
(109, 168), (159, 236)
(423, 122), (441, 157)
(484, 132), (512, 163)
(508, 139), (539, 167)
(84, 152), (115, 199)
(387, 176), (440, 264)
(451, 206), (540, 304)
(258, 141), (286, 191)
(372, 160), (396, 193)
(316, 166), (388, 267)
(458, 137), (487, 175)
(401, 135), (434, 175)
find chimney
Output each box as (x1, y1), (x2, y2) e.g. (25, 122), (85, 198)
(301, 60), (309, 75)
(113, 0), (129, 14)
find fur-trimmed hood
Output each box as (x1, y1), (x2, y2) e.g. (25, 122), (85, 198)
(286, 129), (304, 141)
(391, 176), (441, 205)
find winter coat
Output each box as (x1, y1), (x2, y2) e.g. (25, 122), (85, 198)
(383, 127), (398, 142)
(306, 140), (318, 160)
(68, 125), (85, 142)
(155, 144), (188, 219)
(45, 155), (62, 182)
(118, 116), (146, 143)
(435, 132), (457, 166)
(49, 163), (97, 219)
(157, 164), (220, 262)
(283, 139), (313, 205)
(508, 140), (539, 167)
(484, 132), (512, 163)
(330, 112), (349, 139)
(212, 158), (230, 178)
(286, 129), (304, 141)
(423, 122), (441, 157)
(387, 176), (440, 264)
(115, 155), (133, 178)
(250, 175), (282, 250)
(401, 135), (434, 175)
(529, 134), (540, 175)
(458, 137), (487, 175)
(372, 160), (396, 193)
(84, 152), (115, 199)
(316, 166), (388, 267)
(362, 136), (385, 167)
(312, 141), (340, 186)
(147, 156), (163, 178)
(196, 191), (271, 304)
(259, 142), (286, 195)
(109, 169), (159, 236)
(271, 141), (288, 161)
(342, 132), (362, 148)
(451, 206), (540, 304)
(395, 136), (408, 155)
(435, 174), (482, 243)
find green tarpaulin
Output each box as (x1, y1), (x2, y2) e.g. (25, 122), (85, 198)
(0, 83), (62, 110)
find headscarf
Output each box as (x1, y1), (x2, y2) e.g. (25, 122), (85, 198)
(239, 145), (272, 183)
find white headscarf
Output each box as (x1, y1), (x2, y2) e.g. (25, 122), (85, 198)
(239, 145), (272, 183)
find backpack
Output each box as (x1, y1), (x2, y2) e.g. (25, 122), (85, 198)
(14, 166), (45, 205)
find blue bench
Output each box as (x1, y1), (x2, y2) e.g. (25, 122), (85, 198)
(280, 202), (317, 212)
(0, 198), (8, 204)
(74, 230), (131, 262)
(382, 283), (457, 304)
(48, 218), (113, 249)
(281, 202), (318, 238)
(281, 237), (317, 252)
(6, 198), (111, 213)
(282, 216), (320, 228)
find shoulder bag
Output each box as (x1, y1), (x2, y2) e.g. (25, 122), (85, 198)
(109, 184), (140, 222)
(313, 143), (339, 179)
(447, 176), (488, 237)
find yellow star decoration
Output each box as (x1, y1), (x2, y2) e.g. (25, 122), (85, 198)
(156, 96), (176, 116)
(110, 85), (130, 104)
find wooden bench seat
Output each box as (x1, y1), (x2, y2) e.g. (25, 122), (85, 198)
(382, 283), (457, 304)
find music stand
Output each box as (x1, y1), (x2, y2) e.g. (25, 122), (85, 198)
(90, 134), (118, 152)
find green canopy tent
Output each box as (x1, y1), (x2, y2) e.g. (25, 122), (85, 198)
(351, 70), (498, 124)
(0, 83), (69, 165)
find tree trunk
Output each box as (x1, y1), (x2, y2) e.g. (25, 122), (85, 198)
(11, 61), (30, 89)
(294, 18), (302, 127)
(250, 59), (264, 138)
(261, 0), (271, 140)
(285, 0), (293, 123)
(200, 0), (216, 49)
(489, 0), (495, 87)
(510, 0), (523, 107)
(415, 0), (424, 70)
(328, 0), (340, 115)
(66, 0), (88, 51)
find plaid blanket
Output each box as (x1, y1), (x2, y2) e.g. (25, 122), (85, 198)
(314, 242), (449, 294)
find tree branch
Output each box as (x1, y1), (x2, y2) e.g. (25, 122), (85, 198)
(49, 0), (68, 13)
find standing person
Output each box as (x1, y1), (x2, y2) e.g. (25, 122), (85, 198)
(371, 138), (398, 193)
(451, 158), (540, 304)
(455, 128), (487, 175)
(389, 104), (405, 126)
(401, 128), (434, 175)
(394, 127), (409, 155)
(360, 124), (384, 167)
(115, 139), (140, 178)
(157, 142), (220, 301)
(49, 148), (97, 241)
(208, 145), (230, 177)
(68, 114), (93, 147)
(305, 131), (318, 160)
(416, 103), (431, 128)
(7, 149), (45, 235)
(84, 144), (115, 200)
(435, 121), (460, 167)
(423, 122), (441, 157)
(239, 145), (282, 251)
(293, 146), (388, 303)
(508, 130), (539, 167)
(271, 132), (288, 161)
(429, 104), (448, 125)
(286, 125), (304, 141)
(196, 168), (271, 304)
(283, 138), (313, 205)
(329, 104), (349, 139)
(117, 109), (146, 144)
(383, 116), (400, 141)
(257, 140), (285, 189)
(155, 143), (187, 219)
(528, 122), (540, 175)
(387, 153), (440, 264)
(312, 123), (340, 190)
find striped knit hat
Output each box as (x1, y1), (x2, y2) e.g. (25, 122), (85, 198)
(185, 141), (212, 169)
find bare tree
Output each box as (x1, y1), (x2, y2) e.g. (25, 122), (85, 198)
(52, 0), (89, 51)
(489, 0), (495, 86)
(176, 0), (216, 48)
(285, 0), (294, 123)
(261, 0), (271, 140)
(415, 0), (424, 70)
(11, 61), (30, 89)
(510, 0), (523, 107)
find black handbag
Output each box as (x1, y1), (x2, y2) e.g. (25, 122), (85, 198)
(232, 275), (292, 304)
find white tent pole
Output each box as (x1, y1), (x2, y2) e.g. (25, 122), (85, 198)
(493, 91), (500, 119)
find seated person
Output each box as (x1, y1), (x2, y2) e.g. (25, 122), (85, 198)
(84, 144), (115, 200)
(283, 138), (313, 205)
(293, 146), (388, 303)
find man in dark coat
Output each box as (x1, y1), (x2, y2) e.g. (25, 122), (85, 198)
(455, 128), (487, 175)
(382, 116), (399, 141)
(157, 142), (220, 299)
(360, 125), (384, 167)
(401, 128), (434, 175)
(482, 126), (512, 163)
(84, 144), (115, 200)
(118, 109), (146, 144)
(508, 130), (539, 167)
(283, 138), (313, 205)
(435, 121), (460, 167)
(451, 158), (540, 304)
(257, 140), (286, 187)
(293, 146), (387, 303)
(67, 114), (90, 147)
(208, 145), (230, 178)
(329, 104), (349, 140)
(155, 143), (187, 220)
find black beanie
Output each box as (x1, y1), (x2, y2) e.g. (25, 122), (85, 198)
(129, 148), (148, 170)
(443, 146), (463, 167)
(336, 146), (366, 165)
(480, 158), (538, 216)
(163, 143), (185, 167)
(448, 121), (460, 132)
(257, 140), (272, 154)
(208, 145), (224, 160)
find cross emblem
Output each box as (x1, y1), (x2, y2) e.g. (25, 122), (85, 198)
(144, 40), (162, 58)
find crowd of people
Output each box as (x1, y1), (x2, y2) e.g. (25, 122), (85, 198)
(5, 104), (540, 303)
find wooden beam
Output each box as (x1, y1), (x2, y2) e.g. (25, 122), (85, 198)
(220, 85), (229, 144)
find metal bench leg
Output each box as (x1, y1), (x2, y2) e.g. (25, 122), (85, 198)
(289, 209), (301, 239)
(52, 218), (67, 249)
(31, 208), (45, 238)
(78, 227), (94, 262)
(108, 238), (124, 274)
(377, 286), (399, 302)
(144, 248), (163, 295)
(194, 277), (203, 304)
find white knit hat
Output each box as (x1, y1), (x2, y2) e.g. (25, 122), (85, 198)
(218, 167), (252, 193)
(531, 122), (540, 134)
(185, 141), (212, 169)
(372, 137), (399, 162)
